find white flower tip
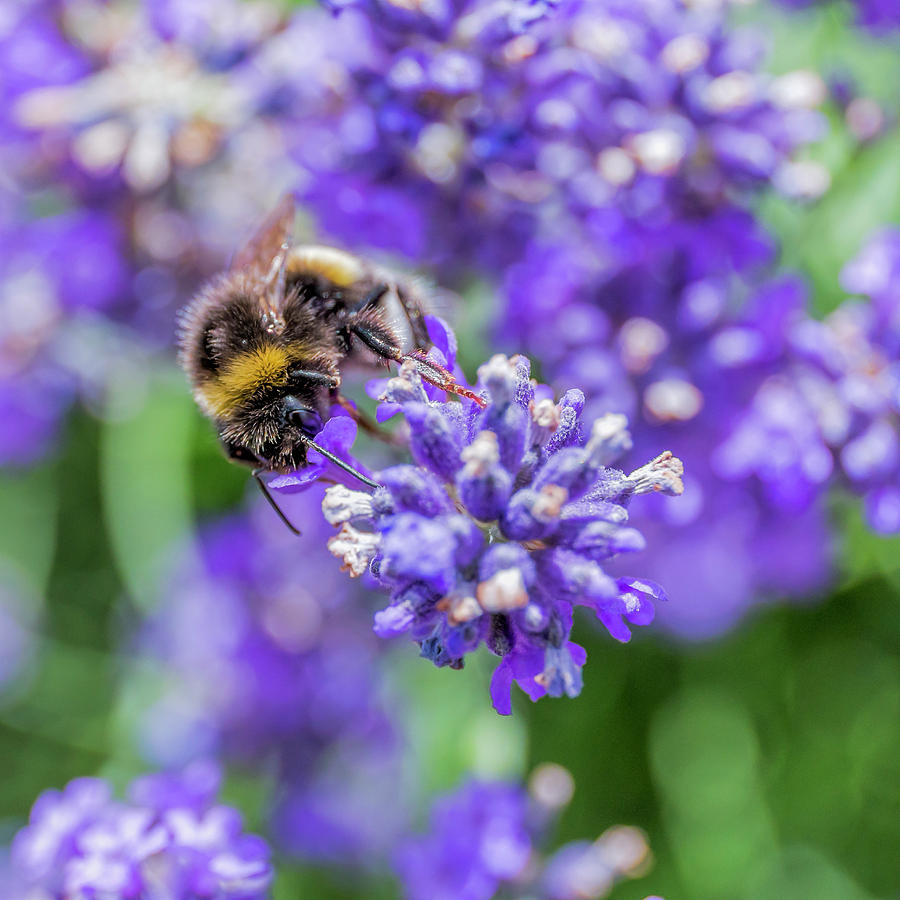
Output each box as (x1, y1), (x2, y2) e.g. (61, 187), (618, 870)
(327, 523), (379, 577)
(533, 484), (569, 519)
(643, 378), (704, 422)
(477, 353), (517, 399)
(628, 451), (685, 496)
(476, 567), (528, 613)
(586, 413), (633, 465)
(440, 592), (482, 625)
(322, 485), (373, 525)
(531, 397), (561, 431)
(595, 825), (651, 876)
(460, 430), (501, 473)
(528, 762), (575, 810)
(769, 69), (826, 110)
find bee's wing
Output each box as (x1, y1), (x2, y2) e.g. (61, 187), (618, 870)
(230, 194), (296, 322)
(231, 193), (296, 278)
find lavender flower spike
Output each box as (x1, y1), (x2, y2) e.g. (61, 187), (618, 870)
(324, 354), (680, 714)
(395, 770), (656, 900)
(5, 762), (273, 898)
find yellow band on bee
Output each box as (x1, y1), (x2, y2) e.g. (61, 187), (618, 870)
(202, 344), (293, 417)
(288, 246), (365, 287)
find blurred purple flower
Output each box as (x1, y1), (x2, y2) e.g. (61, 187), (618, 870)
(779, 229), (900, 533)
(244, 0), (836, 640)
(6, 761), (272, 899)
(396, 781), (532, 900)
(278, 0), (824, 274)
(139, 494), (406, 864)
(10, 0), (281, 194)
(395, 769), (653, 900)
(603, 230), (900, 633)
(320, 348), (681, 714)
(1, 0), (302, 466)
(776, 0), (900, 34)
(0, 198), (131, 465)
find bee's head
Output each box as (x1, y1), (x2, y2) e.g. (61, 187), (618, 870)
(215, 377), (336, 472)
(179, 278), (338, 471)
(219, 391), (327, 472)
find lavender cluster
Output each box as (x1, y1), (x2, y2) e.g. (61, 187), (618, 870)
(240, 0), (867, 637)
(510, 258), (840, 634)
(138, 495), (406, 864)
(2, 762), (272, 898)
(509, 230), (900, 633)
(396, 768), (657, 900)
(318, 348), (680, 714)
(775, 229), (900, 532)
(281, 0), (826, 274)
(1, 0), (298, 465)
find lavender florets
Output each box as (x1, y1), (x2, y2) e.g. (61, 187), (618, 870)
(6, 762), (272, 899)
(394, 769), (654, 900)
(139, 499), (405, 865)
(324, 352), (680, 714)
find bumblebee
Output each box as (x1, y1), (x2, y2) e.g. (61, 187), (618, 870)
(178, 195), (479, 530)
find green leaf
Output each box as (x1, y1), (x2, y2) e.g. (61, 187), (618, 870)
(100, 364), (196, 611)
(0, 464), (58, 593)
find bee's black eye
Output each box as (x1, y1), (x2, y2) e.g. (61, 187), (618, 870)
(283, 396), (322, 436)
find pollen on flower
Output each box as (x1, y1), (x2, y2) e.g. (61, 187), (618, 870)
(322, 484), (375, 525)
(460, 431), (501, 476)
(586, 414), (633, 465)
(439, 592), (483, 625)
(327, 522), (379, 576)
(477, 568), (529, 613)
(532, 484), (569, 518)
(626, 451), (685, 496)
(532, 397), (562, 431)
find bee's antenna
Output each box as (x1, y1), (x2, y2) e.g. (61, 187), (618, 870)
(253, 469), (302, 536)
(299, 435), (380, 489)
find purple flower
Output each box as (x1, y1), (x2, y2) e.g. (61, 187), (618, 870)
(6, 762), (273, 899)
(395, 768), (654, 900)
(0, 196), (132, 465)
(138, 494), (406, 863)
(278, 0), (824, 274)
(321, 351), (681, 714)
(0, 0), (306, 465)
(594, 229), (900, 637)
(10, 0), (281, 193)
(264, 409), (373, 494)
(245, 0), (834, 641)
(395, 781), (533, 900)
(777, 229), (900, 533)
(505, 237), (848, 636)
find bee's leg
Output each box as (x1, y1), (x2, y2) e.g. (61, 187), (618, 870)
(395, 283), (431, 349)
(401, 349), (487, 408)
(349, 282), (390, 314)
(221, 442), (302, 534)
(223, 440), (261, 467)
(252, 468), (302, 536)
(349, 322), (486, 408)
(296, 435), (380, 489)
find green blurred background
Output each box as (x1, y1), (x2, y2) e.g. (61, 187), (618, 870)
(2, 3), (900, 898)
